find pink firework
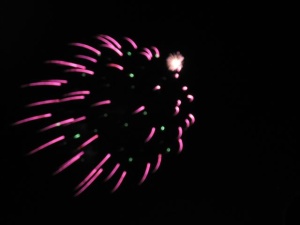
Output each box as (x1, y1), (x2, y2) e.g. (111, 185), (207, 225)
(12, 34), (196, 197)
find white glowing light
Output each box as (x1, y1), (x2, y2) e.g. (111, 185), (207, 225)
(166, 52), (184, 72)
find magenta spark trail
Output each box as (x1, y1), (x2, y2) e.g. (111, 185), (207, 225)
(12, 34), (196, 197)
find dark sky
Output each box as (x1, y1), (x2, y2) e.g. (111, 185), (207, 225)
(1, 2), (298, 225)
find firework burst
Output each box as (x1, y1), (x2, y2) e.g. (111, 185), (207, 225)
(12, 34), (196, 197)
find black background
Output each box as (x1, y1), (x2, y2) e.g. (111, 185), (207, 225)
(1, 2), (298, 224)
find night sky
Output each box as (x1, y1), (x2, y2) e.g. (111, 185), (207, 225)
(1, 2), (298, 224)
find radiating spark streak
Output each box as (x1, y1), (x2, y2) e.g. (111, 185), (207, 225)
(140, 52), (151, 60)
(124, 37), (138, 49)
(77, 134), (99, 150)
(111, 171), (127, 193)
(185, 119), (190, 128)
(178, 138), (183, 153)
(177, 99), (182, 106)
(188, 113), (195, 124)
(76, 169), (98, 190)
(12, 113), (52, 125)
(132, 105), (145, 114)
(96, 36), (114, 46)
(153, 154), (162, 173)
(145, 127), (156, 143)
(178, 126), (183, 138)
(21, 81), (62, 87)
(63, 116), (86, 127)
(106, 63), (123, 70)
(139, 163), (151, 185)
(39, 118), (75, 132)
(174, 106), (180, 116)
(98, 34), (122, 49)
(74, 169), (103, 197)
(45, 60), (86, 69)
(100, 44), (123, 56)
(63, 90), (90, 96)
(28, 135), (65, 155)
(60, 95), (85, 102)
(104, 163), (120, 182)
(70, 116), (86, 124)
(65, 68), (94, 75)
(91, 100), (111, 107)
(182, 86), (188, 91)
(153, 85), (161, 90)
(26, 99), (60, 107)
(75, 55), (97, 63)
(53, 151), (84, 175)
(143, 48), (152, 58)
(45, 79), (68, 84)
(93, 153), (111, 171)
(75, 154), (111, 190)
(69, 43), (101, 55)
(151, 46), (160, 57)
(187, 94), (194, 102)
